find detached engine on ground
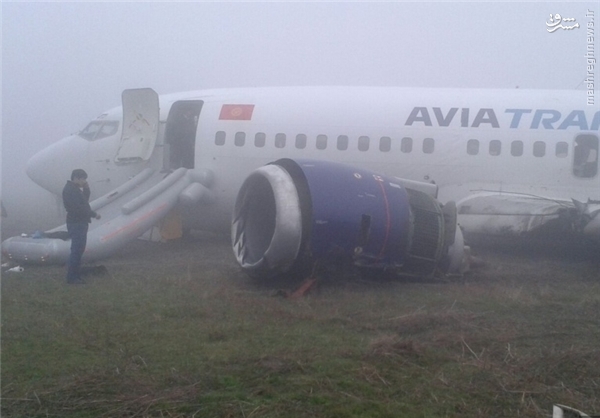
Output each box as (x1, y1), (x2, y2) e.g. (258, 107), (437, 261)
(232, 159), (468, 280)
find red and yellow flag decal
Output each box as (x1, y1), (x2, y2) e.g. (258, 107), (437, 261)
(219, 104), (255, 120)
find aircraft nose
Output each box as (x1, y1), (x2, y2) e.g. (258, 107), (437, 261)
(26, 135), (87, 195)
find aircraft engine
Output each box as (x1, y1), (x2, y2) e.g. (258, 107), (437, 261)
(232, 159), (466, 280)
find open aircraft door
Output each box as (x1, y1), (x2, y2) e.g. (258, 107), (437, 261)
(572, 134), (599, 178)
(115, 88), (160, 163)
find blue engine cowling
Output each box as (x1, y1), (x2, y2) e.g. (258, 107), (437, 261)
(232, 159), (466, 279)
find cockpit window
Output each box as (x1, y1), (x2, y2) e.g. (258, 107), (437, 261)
(79, 121), (119, 141)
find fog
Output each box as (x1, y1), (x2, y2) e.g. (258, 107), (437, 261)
(1, 2), (597, 235)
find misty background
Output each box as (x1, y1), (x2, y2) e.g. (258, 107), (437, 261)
(1, 2), (597, 236)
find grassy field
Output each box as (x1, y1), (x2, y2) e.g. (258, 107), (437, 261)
(2, 233), (599, 417)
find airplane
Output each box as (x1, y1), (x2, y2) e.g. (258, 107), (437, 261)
(2, 86), (599, 280)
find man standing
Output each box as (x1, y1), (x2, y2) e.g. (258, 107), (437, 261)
(62, 169), (101, 284)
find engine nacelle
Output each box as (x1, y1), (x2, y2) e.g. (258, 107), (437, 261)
(232, 159), (466, 280)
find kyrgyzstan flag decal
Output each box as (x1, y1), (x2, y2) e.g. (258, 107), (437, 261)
(219, 104), (255, 120)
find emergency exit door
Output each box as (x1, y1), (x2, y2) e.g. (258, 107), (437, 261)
(115, 88), (160, 163)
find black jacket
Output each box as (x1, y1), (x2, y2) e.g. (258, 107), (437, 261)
(62, 181), (97, 223)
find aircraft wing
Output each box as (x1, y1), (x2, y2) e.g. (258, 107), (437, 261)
(456, 192), (600, 241)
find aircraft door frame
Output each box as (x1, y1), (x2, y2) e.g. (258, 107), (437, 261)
(572, 134), (599, 178)
(164, 100), (203, 169)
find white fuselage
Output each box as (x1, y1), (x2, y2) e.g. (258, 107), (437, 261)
(26, 87), (600, 232)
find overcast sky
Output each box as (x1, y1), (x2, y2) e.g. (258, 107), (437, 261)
(1, 1), (597, 230)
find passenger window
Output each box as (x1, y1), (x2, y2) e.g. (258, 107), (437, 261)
(489, 140), (501, 156)
(215, 131), (226, 146)
(401, 137), (413, 153)
(467, 139), (479, 155)
(295, 134), (307, 149)
(337, 135), (348, 151)
(556, 142), (568, 158)
(275, 133), (286, 148)
(317, 134), (328, 150)
(255, 132), (266, 148)
(423, 138), (434, 154)
(573, 134), (599, 178)
(533, 141), (546, 157)
(511, 140), (523, 156)
(379, 136), (391, 152)
(358, 136), (370, 152)
(235, 132), (246, 147)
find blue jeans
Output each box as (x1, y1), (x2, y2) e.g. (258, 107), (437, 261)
(67, 222), (88, 282)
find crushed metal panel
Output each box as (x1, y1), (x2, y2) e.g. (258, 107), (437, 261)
(457, 192), (574, 236)
(580, 202), (600, 241)
(552, 404), (592, 418)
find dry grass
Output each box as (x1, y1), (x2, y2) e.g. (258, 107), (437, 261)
(2, 232), (599, 417)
